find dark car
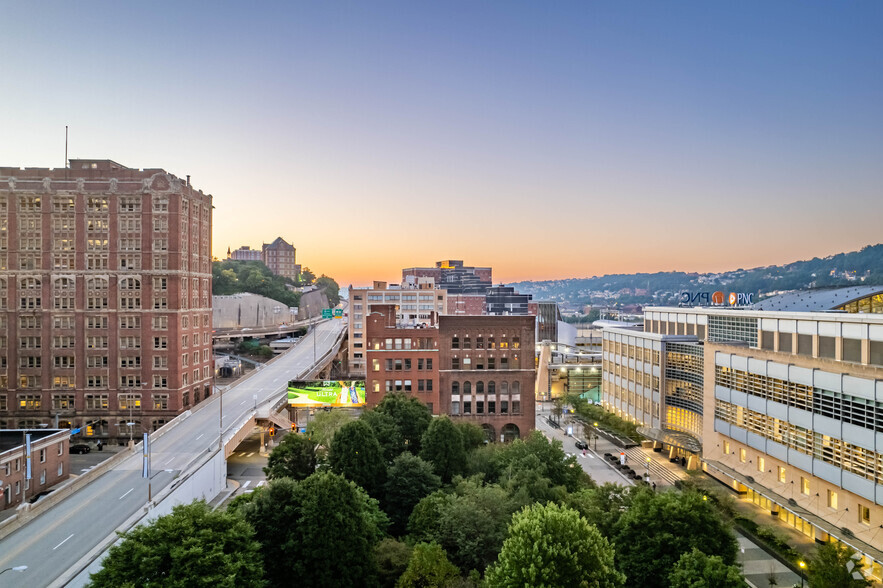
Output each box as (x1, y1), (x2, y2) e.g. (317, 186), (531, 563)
(574, 439), (589, 451)
(70, 443), (91, 454)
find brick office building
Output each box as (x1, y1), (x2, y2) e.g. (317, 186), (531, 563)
(262, 237), (300, 281)
(438, 315), (536, 442)
(364, 305), (440, 412)
(0, 159), (214, 443)
(364, 305), (536, 441)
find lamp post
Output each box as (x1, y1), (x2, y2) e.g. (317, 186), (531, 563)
(798, 560), (806, 588)
(645, 456), (651, 483)
(0, 566), (27, 576)
(593, 422), (599, 450)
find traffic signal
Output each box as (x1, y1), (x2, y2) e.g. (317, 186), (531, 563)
(86, 425), (94, 436)
(268, 426), (275, 437)
(291, 423), (296, 432)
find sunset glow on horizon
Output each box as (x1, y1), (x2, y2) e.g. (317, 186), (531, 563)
(2, 2), (880, 287)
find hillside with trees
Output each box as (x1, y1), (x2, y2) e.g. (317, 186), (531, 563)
(509, 243), (883, 307)
(212, 259), (341, 308)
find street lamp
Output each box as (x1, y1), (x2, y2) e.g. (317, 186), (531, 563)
(593, 422), (599, 450)
(798, 560), (806, 588)
(645, 456), (651, 483)
(0, 566), (28, 575)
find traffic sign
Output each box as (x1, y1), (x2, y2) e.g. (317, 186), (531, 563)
(333, 309), (343, 318)
(321, 309), (333, 319)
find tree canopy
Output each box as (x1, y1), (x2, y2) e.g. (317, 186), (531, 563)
(396, 542), (461, 588)
(807, 541), (873, 588)
(384, 453), (442, 536)
(263, 432), (317, 481)
(420, 417), (466, 483)
(374, 392), (433, 454)
(88, 501), (264, 588)
(485, 502), (624, 588)
(668, 548), (745, 588)
(329, 419), (388, 498)
(212, 259), (300, 308)
(612, 489), (738, 588)
(241, 472), (387, 588)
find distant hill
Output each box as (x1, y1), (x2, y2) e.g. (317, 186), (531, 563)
(507, 244), (883, 308)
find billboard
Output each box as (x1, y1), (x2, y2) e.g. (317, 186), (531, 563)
(287, 380), (366, 407)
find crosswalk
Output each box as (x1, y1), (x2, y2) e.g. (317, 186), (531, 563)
(229, 451), (257, 458)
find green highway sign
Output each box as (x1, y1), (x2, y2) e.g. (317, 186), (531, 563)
(321, 309), (333, 319)
(333, 309), (343, 318)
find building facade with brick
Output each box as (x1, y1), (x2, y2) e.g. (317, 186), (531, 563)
(0, 429), (69, 510)
(438, 314), (536, 441)
(0, 159), (214, 443)
(228, 245), (262, 261)
(262, 237), (300, 280)
(402, 260), (492, 294)
(348, 281), (447, 375)
(364, 305), (440, 413)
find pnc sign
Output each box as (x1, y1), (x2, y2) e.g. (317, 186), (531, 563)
(680, 290), (753, 307)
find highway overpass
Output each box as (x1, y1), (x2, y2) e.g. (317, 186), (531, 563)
(0, 319), (346, 588)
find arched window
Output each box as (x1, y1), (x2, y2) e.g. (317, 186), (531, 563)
(463, 381), (472, 395)
(119, 277), (141, 290)
(512, 381), (520, 395)
(500, 381), (509, 395)
(488, 381), (496, 395)
(452, 381), (460, 395)
(20, 277), (41, 290)
(476, 381), (484, 394)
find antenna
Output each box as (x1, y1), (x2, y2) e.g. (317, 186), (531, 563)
(64, 126), (69, 178)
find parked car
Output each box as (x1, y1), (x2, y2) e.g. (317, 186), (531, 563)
(574, 439), (589, 450)
(70, 443), (91, 454)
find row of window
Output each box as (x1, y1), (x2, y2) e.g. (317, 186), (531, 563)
(2, 393), (172, 411)
(9, 313), (207, 331)
(451, 336), (519, 350)
(715, 400), (883, 484)
(451, 356), (520, 370)
(377, 380), (435, 393)
(6, 354), (173, 370)
(451, 380), (521, 395)
(716, 366), (883, 432)
(371, 358), (434, 372)
(2, 335), (211, 351)
(725, 441), (874, 526)
(450, 399), (521, 415)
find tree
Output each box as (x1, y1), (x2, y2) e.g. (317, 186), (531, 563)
(264, 433), (317, 481)
(88, 501), (264, 588)
(316, 275), (341, 306)
(565, 483), (640, 539)
(668, 548), (745, 588)
(456, 421), (486, 451)
(299, 266), (316, 285)
(305, 408), (352, 450)
(613, 489), (738, 588)
(420, 417), (466, 483)
(807, 541), (872, 588)
(384, 453), (442, 536)
(411, 478), (516, 573)
(329, 419), (387, 498)
(485, 502), (624, 588)
(375, 538), (412, 588)
(241, 472), (387, 588)
(375, 392), (433, 454)
(492, 431), (586, 495)
(397, 542), (461, 588)
(361, 409), (406, 462)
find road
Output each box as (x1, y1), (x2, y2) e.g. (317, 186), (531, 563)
(0, 319), (344, 588)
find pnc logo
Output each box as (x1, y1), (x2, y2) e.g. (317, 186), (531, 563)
(711, 291), (724, 305)
(679, 291), (754, 306)
(728, 292), (738, 305)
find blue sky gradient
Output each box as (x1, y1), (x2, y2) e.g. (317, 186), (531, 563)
(2, 2), (881, 284)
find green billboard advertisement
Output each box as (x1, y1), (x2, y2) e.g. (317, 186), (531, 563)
(286, 380), (366, 407)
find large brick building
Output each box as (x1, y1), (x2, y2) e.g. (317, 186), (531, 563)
(0, 159), (213, 443)
(364, 305), (536, 441)
(262, 237), (300, 281)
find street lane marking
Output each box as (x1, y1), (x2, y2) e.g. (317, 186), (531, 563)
(164, 457), (175, 465)
(240, 400), (246, 405)
(119, 488), (134, 500)
(241, 481), (251, 489)
(245, 452), (254, 457)
(53, 534), (75, 550)
(195, 433), (204, 440)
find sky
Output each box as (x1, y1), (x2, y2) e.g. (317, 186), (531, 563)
(1, 2), (881, 286)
